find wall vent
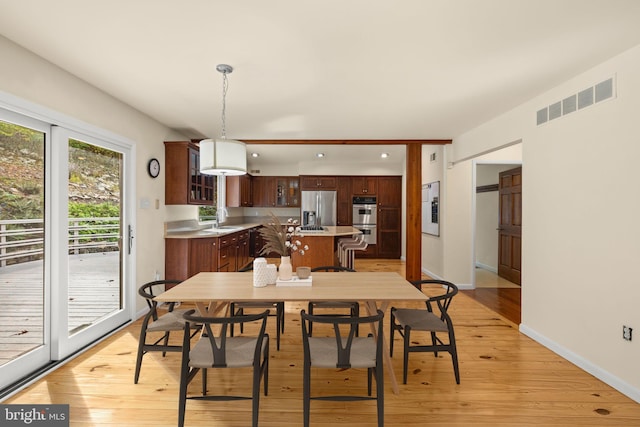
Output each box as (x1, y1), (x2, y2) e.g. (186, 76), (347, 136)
(578, 87), (593, 109)
(536, 77), (615, 126)
(430, 152), (437, 162)
(562, 95), (577, 115)
(549, 101), (562, 120)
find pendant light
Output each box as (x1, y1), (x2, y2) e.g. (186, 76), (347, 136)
(199, 64), (247, 176)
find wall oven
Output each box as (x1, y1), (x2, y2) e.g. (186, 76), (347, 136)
(352, 196), (377, 245)
(352, 196), (377, 225)
(353, 224), (377, 245)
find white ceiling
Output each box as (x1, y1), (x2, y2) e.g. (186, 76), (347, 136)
(2, 0), (640, 168)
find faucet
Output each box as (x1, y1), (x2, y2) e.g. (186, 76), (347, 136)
(216, 207), (228, 227)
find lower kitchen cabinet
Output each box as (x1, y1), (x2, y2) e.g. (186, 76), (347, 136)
(165, 238), (218, 282)
(165, 227), (256, 280)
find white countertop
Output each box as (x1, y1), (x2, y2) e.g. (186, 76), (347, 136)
(164, 223), (361, 239)
(164, 222), (261, 239)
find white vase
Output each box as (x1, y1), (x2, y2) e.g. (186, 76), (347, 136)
(266, 264), (278, 285)
(253, 257), (268, 287)
(278, 256), (293, 281)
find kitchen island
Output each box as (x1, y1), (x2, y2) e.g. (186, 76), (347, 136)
(291, 226), (361, 269)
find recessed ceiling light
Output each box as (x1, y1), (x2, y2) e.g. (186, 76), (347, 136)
(251, 152), (260, 158)
(381, 153), (389, 158)
(316, 153), (325, 158)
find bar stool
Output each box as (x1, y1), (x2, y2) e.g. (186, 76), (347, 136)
(338, 236), (367, 270)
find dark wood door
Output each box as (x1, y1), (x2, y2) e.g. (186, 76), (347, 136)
(498, 167), (522, 285)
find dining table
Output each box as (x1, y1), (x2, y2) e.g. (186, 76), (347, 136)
(154, 271), (427, 394)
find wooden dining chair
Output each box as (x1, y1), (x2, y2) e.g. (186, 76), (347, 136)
(307, 265), (359, 337)
(230, 262), (285, 350)
(390, 279), (460, 384)
(178, 309), (270, 427)
(300, 309), (384, 427)
(134, 280), (200, 384)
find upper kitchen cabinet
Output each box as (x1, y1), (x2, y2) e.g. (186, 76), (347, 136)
(226, 174), (253, 207)
(252, 176), (299, 207)
(352, 176), (377, 196)
(164, 141), (215, 205)
(377, 176), (402, 207)
(252, 176), (274, 207)
(300, 175), (337, 190)
(275, 177), (300, 207)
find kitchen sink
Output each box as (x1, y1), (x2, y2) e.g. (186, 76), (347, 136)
(208, 225), (243, 232)
(199, 229), (224, 234)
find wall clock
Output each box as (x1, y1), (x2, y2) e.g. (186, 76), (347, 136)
(147, 158), (160, 178)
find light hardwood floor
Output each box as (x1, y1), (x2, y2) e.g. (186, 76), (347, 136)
(5, 260), (640, 426)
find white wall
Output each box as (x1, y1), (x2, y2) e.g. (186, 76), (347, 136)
(421, 145), (445, 278)
(447, 44), (640, 401)
(0, 35), (185, 312)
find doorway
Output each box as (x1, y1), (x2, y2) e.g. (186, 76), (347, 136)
(474, 163), (521, 288)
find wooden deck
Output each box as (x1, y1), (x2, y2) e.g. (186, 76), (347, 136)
(0, 252), (120, 364)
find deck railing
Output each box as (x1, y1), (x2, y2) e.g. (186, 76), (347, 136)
(0, 217), (120, 267)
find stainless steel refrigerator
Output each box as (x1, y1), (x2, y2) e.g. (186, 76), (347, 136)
(301, 190), (337, 226)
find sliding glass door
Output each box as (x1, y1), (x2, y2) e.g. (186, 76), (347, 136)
(0, 111), (50, 388)
(0, 107), (134, 391)
(52, 127), (131, 358)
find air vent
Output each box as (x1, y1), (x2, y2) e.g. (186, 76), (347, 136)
(595, 78), (613, 102)
(536, 77), (615, 126)
(430, 152), (437, 162)
(578, 87), (593, 109)
(549, 101), (562, 120)
(536, 107), (548, 125)
(562, 95), (576, 115)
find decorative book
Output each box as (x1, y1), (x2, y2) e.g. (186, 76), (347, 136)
(276, 276), (313, 287)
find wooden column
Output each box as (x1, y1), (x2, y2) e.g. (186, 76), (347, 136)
(405, 143), (422, 282)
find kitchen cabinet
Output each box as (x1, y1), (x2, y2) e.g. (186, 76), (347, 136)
(252, 176), (299, 207)
(352, 176), (377, 195)
(236, 229), (251, 270)
(165, 227), (257, 280)
(376, 176), (402, 258)
(300, 175), (337, 190)
(336, 176), (352, 225)
(218, 229), (252, 272)
(165, 237), (218, 281)
(251, 176), (274, 207)
(164, 141), (215, 205)
(216, 233), (237, 272)
(377, 176), (402, 207)
(226, 174), (253, 207)
(275, 177), (300, 207)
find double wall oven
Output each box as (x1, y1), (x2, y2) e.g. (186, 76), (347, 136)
(352, 196), (377, 245)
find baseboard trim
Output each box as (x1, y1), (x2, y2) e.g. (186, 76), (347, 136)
(421, 267), (442, 280)
(475, 262), (497, 273)
(520, 323), (640, 404)
(420, 268), (473, 289)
